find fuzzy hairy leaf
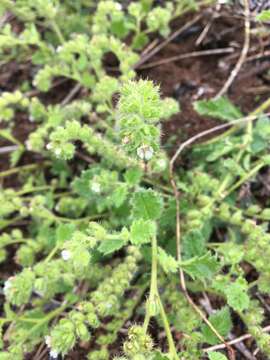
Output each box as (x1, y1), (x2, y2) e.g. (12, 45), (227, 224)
(130, 219), (156, 245)
(224, 278), (250, 312)
(124, 168), (143, 186)
(131, 189), (163, 220)
(201, 307), (232, 345)
(256, 9), (270, 21)
(193, 97), (242, 122)
(152, 351), (171, 360)
(56, 224), (76, 245)
(158, 247), (178, 274)
(208, 352), (228, 360)
(180, 252), (220, 280)
(183, 228), (208, 259)
(98, 238), (127, 255)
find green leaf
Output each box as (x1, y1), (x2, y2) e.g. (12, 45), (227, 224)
(180, 252), (220, 280)
(250, 134), (268, 154)
(111, 20), (130, 38)
(10, 148), (24, 167)
(110, 184), (128, 208)
(98, 239), (126, 255)
(152, 351), (171, 360)
(72, 169), (94, 198)
(124, 168), (143, 186)
(255, 116), (270, 139)
(158, 247), (178, 274)
(132, 32), (149, 50)
(130, 219), (156, 245)
(256, 9), (270, 21)
(81, 72), (95, 88)
(131, 189), (163, 220)
(201, 307), (232, 345)
(193, 97), (242, 122)
(56, 224), (76, 245)
(224, 278), (249, 312)
(208, 352), (228, 360)
(183, 228), (208, 259)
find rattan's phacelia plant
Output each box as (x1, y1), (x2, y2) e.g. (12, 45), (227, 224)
(1, 1), (270, 360)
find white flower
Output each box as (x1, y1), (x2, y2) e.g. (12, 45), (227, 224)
(56, 46), (62, 53)
(54, 148), (61, 157)
(115, 2), (122, 10)
(46, 143), (52, 150)
(3, 279), (12, 295)
(61, 250), (71, 261)
(26, 140), (32, 151)
(91, 182), (101, 194)
(122, 136), (130, 145)
(45, 336), (51, 347)
(137, 145), (154, 161)
(29, 115), (35, 122)
(49, 349), (59, 359)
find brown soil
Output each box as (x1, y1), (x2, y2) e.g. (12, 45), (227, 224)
(138, 10), (270, 149)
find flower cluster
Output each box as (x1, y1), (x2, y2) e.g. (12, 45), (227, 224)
(117, 79), (179, 160)
(46, 247), (140, 358)
(123, 325), (153, 358)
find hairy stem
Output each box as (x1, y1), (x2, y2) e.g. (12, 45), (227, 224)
(143, 236), (178, 359)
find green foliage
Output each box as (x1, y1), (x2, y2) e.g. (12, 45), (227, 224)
(130, 220), (156, 245)
(158, 247), (178, 274)
(180, 253), (220, 281)
(223, 278), (250, 312)
(131, 189), (164, 220)
(208, 352), (228, 360)
(201, 307), (232, 345)
(118, 79), (179, 159)
(1, 1), (270, 359)
(256, 9), (270, 21)
(4, 268), (35, 306)
(193, 97), (243, 121)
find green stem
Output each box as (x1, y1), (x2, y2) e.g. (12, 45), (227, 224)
(0, 239), (28, 247)
(0, 216), (23, 230)
(0, 162), (51, 179)
(44, 244), (60, 263)
(0, 316), (39, 325)
(16, 185), (55, 196)
(0, 130), (24, 147)
(143, 235), (158, 333)
(50, 20), (65, 44)
(203, 96), (270, 146)
(144, 178), (174, 195)
(157, 296), (179, 359)
(20, 302), (71, 344)
(143, 236), (178, 359)
(224, 161), (265, 198)
(51, 212), (107, 224)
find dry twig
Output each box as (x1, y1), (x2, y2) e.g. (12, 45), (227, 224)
(61, 83), (82, 106)
(134, 14), (202, 69)
(215, 0), (250, 98)
(0, 145), (18, 154)
(138, 47), (234, 70)
(204, 325), (270, 352)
